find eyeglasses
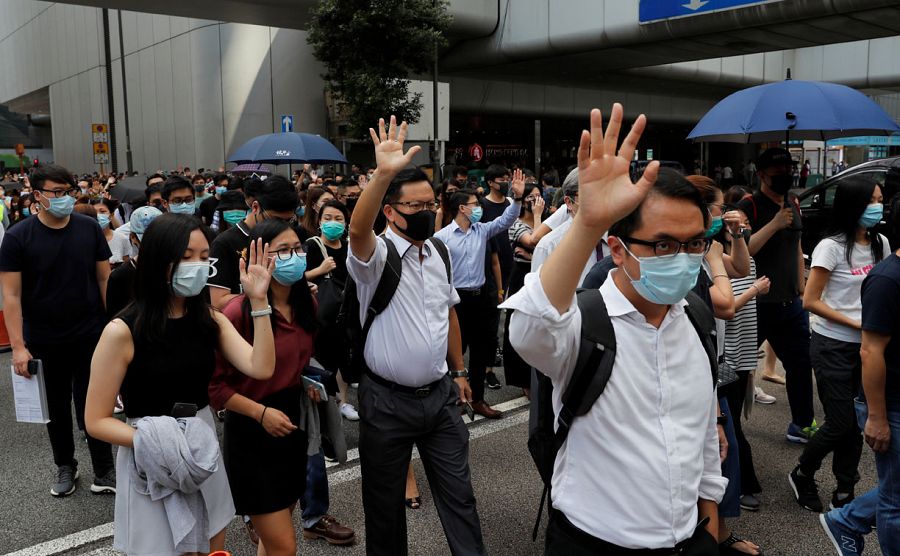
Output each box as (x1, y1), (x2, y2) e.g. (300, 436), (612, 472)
(621, 236), (712, 257)
(169, 196), (195, 205)
(39, 187), (78, 198)
(260, 209), (296, 224)
(391, 200), (439, 213)
(270, 246), (306, 261)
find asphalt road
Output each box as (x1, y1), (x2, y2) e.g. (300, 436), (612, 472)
(0, 349), (886, 556)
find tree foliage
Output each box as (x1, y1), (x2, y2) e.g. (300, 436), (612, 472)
(308, 0), (451, 138)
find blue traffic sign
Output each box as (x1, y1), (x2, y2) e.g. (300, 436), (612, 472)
(281, 115), (294, 133)
(639, 0), (778, 23)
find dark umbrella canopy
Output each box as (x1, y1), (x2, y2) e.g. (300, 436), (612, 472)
(109, 175), (148, 204)
(688, 79), (900, 143)
(230, 163), (272, 175)
(227, 132), (347, 165)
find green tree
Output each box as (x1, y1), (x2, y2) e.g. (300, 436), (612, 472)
(307, 0), (451, 139)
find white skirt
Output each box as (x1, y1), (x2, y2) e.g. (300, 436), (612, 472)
(113, 406), (236, 556)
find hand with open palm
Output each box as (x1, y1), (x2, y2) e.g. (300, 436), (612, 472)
(575, 104), (658, 232)
(240, 238), (275, 304)
(369, 115), (421, 178)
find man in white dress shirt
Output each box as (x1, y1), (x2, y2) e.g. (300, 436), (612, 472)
(503, 105), (727, 554)
(347, 116), (484, 556)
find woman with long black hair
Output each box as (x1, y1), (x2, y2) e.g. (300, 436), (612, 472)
(789, 178), (890, 513)
(85, 213), (277, 555)
(209, 218), (341, 555)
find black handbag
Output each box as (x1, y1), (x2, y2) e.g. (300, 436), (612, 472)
(308, 237), (345, 326)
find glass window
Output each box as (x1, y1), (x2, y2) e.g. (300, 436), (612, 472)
(824, 170), (887, 207)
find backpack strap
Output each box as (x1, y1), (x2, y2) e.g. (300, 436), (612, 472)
(428, 237), (453, 283)
(683, 291), (719, 387)
(308, 236), (332, 279)
(532, 288), (617, 540)
(359, 237), (403, 353)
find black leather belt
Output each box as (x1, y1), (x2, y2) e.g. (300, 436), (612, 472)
(456, 287), (482, 296)
(365, 370), (443, 398)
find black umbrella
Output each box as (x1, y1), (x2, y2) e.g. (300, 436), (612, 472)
(110, 176), (148, 204)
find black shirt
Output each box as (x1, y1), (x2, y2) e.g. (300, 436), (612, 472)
(0, 213), (111, 343)
(304, 236), (348, 287)
(107, 258), (137, 319)
(737, 192), (803, 303)
(481, 196), (514, 288)
(119, 310), (217, 418)
(199, 195), (220, 227)
(209, 221), (252, 294)
(861, 254), (900, 409)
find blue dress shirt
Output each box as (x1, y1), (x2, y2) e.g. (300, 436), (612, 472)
(434, 200), (520, 289)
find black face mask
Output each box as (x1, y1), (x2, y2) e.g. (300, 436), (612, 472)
(742, 228), (752, 243)
(768, 174), (793, 195)
(346, 197), (358, 212)
(395, 210), (435, 241)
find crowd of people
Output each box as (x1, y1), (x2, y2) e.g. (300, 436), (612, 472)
(1, 104), (898, 556)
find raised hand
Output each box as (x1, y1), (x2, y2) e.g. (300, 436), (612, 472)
(576, 105), (657, 231)
(239, 238), (274, 303)
(369, 115), (422, 177)
(510, 168), (526, 199)
(723, 210), (743, 234)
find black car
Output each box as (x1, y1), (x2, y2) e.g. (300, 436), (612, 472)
(796, 156), (900, 256)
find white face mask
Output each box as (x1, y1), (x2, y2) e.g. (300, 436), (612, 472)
(171, 261), (210, 297)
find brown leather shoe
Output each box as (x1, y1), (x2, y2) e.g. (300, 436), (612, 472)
(303, 515), (356, 545)
(471, 400), (503, 419)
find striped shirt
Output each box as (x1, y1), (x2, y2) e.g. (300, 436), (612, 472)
(724, 258), (759, 373)
(508, 219), (533, 263)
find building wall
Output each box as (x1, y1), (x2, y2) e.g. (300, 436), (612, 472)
(0, 2), (326, 173)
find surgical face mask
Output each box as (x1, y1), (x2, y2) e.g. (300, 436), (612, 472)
(97, 214), (111, 229)
(395, 209), (435, 241)
(859, 203), (883, 229)
(21, 207), (30, 217)
(768, 173), (793, 195)
(215, 186), (228, 196)
(321, 221), (345, 241)
(223, 209), (246, 225)
(45, 195), (76, 218)
(193, 185), (206, 194)
(467, 206), (483, 224)
(346, 197), (358, 212)
(169, 202), (195, 215)
(296, 206), (306, 218)
(493, 180), (510, 195)
(272, 253), (308, 286)
(621, 244), (703, 305)
(705, 216), (723, 238)
(171, 261), (210, 297)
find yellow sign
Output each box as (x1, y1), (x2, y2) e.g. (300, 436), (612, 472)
(93, 142), (109, 154)
(91, 123), (107, 133)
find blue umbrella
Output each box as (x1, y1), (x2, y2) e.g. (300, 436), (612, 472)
(227, 132), (347, 165)
(688, 79), (900, 143)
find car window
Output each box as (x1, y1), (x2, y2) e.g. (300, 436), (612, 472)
(824, 170), (887, 207)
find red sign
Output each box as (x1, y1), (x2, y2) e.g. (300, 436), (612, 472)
(468, 143), (484, 162)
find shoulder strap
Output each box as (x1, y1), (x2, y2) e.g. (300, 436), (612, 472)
(308, 236), (331, 279)
(428, 237), (453, 283)
(360, 237), (402, 341)
(683, 291), (718, 387)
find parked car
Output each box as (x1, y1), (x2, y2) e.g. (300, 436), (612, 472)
(795, 156), (900, 256)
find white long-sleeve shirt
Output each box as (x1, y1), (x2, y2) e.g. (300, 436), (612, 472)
(501, 270), (727, 549)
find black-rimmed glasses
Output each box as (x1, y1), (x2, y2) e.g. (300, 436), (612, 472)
(39, 187), (78, 198)
(621, 236), (712, 257)
(270, 246), (306, 261)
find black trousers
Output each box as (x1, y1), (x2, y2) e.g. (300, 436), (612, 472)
(455, 289), (495, 402)
(756, 298), (815, 427)
(30, 336), (114, 477)
(545, 512), (719, 556)
(358, 374), (485, 556)
(720, 373), (762, 495)
(799, 332), (863, 490)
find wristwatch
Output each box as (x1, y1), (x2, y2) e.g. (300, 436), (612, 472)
(449, 369), (469, 379)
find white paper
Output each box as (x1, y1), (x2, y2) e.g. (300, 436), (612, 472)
(11, 363), (50, 424)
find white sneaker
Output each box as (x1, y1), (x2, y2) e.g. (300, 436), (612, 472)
(340, 403), (360, 421)
(754, 386), (776, 405)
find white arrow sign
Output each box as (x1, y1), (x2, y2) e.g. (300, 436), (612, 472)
(281, 115), (293, 133)
(683, 0), (710, 10)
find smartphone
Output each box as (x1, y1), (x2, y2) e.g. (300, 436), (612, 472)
(171, 402), (198, 418)
(27, 359), (41, 375)
(302, 375), (329, 402)
(463, 402), (475, 422)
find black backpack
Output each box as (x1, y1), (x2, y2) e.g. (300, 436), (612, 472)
(527, 288), (718, 540)
(336, 236), (452, 383)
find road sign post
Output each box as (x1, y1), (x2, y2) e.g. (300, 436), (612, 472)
(91, 123), (110, 168)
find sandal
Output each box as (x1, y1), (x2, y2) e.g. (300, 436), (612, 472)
(405, 496), (421, 510)
(243, 515), (259, 545)
(762, 374), (785, 385)
(720, 533), (764, 555)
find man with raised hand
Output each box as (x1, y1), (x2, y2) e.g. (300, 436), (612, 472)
(347, 116), (483, 556)
(505, 105), (725, 555)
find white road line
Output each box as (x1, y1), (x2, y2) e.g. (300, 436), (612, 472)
(5, 396), (530, 556)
